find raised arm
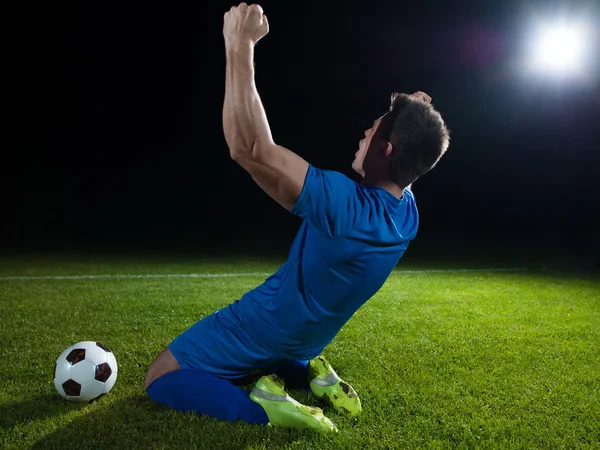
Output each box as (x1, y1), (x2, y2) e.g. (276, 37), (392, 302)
(222, 3), (309, 211)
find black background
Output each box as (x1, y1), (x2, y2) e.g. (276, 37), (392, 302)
(5, 1), (600, 266)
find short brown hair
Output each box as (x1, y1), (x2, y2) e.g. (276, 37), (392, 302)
(379, 93), (450, 189)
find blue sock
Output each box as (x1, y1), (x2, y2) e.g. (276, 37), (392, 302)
(146, 369), (269, 424)
(273, 359), (309, 390)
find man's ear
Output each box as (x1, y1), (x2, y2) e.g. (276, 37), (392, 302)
(384, 141), (393, 157)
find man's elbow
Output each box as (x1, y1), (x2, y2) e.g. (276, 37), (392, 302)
(230, 141), (273, 163)
(230, 147), (251, 162)
(224, 132), (253, 161)
(226, 137), (251, 160)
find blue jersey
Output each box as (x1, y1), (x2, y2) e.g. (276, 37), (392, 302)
(226, 165), (418, 360)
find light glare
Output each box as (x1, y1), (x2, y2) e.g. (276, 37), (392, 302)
(530, 23), (589, 73)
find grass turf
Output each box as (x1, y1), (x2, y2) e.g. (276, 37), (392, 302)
(0, 255), (599, 449)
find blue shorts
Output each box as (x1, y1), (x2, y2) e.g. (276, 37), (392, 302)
(169, 302), (282, 380)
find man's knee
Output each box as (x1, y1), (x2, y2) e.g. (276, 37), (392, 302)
(145, 347), (181, 391)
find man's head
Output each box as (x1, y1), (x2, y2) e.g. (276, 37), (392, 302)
(352, 92), (450, 189)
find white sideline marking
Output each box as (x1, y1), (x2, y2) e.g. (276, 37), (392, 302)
(0, 268), (527, 281)
(0, 272), (272, 281)
(393, 268), (528, 274)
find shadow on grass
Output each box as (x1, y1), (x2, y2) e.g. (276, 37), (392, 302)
(30, 394), (314, 450)
(0, 393), (83, 430)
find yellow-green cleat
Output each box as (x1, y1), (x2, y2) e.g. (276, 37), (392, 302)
(250, 374), (338, 432)
(308, 355), (362, 417)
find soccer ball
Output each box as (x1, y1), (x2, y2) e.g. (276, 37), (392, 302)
(53, 341), (118, 402)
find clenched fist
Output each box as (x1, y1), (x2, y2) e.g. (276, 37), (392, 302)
(223, 3), (269, 47)
(410, 91), (432, 104)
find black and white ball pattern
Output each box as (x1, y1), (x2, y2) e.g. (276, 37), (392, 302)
(53, 341), (118, 402)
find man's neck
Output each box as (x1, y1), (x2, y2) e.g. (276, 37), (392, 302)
(362, 178), (404, 199)
(377, 180), (405, 199)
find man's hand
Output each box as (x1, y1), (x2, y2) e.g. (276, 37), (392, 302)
(410, 91), (432, 104)
(223, 3), (269, 48)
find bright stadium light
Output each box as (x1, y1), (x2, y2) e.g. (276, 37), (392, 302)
(533, 25), (587, 71)
(526, 20), (592, 76)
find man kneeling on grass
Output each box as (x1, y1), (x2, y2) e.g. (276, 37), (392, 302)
(145, 3), (450, 432)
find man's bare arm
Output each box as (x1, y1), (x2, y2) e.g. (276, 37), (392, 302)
(222, 3), (308, 211)
(222, 41), (273, 156)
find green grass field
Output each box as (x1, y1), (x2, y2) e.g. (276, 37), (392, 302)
(1, 254), (599, 449)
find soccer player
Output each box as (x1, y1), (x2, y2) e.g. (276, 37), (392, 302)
(145, 3), (450, 432)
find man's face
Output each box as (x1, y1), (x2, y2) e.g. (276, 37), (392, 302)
(352, 116), (384, 177)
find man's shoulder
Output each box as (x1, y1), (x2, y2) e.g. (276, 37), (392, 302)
(305, 165), (363, 197)
(310, 166), (358, 184)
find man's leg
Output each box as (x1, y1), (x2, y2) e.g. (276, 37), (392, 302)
(145, 310), (337, 430)
(145, 347), (180, 390)
(146, 349), (338, 430)
(145, 347), (269, 424)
